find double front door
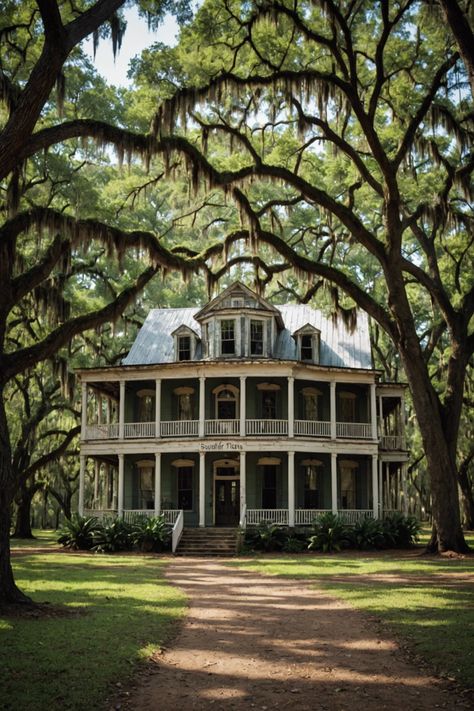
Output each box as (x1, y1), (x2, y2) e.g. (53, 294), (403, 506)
(215, 467), (240, 525)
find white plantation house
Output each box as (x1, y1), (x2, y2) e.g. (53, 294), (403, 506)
(77, 282), (409, 553)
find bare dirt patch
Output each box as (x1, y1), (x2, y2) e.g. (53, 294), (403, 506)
(117, 559), (472, 711)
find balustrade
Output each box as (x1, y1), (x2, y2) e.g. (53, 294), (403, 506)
(85, 423), (119, 440)
(294, 420), (331, 437)
(294, 509), (329, 525)
(124, 422), (156, 439)
(246, 419), (288, 436)
(336, 422), (372, 439)
(205, 419), (240, 436)
(246, 509), (289, 525)
(380, 434), (406, 450)
(161, 420), (199, 437)
(337, 509), (374, 523)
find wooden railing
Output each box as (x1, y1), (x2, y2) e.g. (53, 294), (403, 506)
(294, 420), (331, 437)
(161, 420), (199, 437)
(338, 509), (375, 523)
(205, 419), (240, 436)
(295, 509), (330, 525)
(336, 422), (372, 439)
(246, 419), (288, 436)
(124, 422), (156, 439)
(123, 509), (156, 522)
(161, 509), (181, 525)
(246, 509), (289, 525)
(84, 424), (119, 440)
(83, 508), (117, 521)
(171, 510), (184, 553)
(380, 434), (406, 450)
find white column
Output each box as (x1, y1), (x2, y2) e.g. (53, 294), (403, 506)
(288, 451), (295, 527)
(330, 381), (337, 440)
(94, 461), (100, 501)
(240, 376), (246, 437)
(118, 454), (124, 517)
(370, 383), (378, 441)
(331, 452), (338, 513)
(155, 378), (161, 439)
(378, 460), (383, 517)
(79, 455), (86, 516)
(97, 394), (103, 424)
(199, 451), (206, 527)
(106, 397), (111, 425)
(199, 376), (205, 438)
(401, 462), (409, 514)
(240, 451), (246, 524)
(287, 376), (294, 438)
(372, 454), (379, 518)
(81, 382), (87, 439)
(119, 381), (125, 440)
(154, 452), (161, 515)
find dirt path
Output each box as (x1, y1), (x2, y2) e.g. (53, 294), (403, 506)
(122, 558), (470, 711)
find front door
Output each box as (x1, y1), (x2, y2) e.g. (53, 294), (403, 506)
(215, 475), (240, 526)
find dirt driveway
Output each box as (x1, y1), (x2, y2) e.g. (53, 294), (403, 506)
(122, 558), (470, 711)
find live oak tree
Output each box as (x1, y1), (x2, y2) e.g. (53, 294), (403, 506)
(132, 0), (472, 552)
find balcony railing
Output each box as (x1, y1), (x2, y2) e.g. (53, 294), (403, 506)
(84, 423), (119, 440)
(161, 420), (199, 437)
(246, 419), (288, 436)
(294, 420), (331, 437)
(124, 422), (156, 439)
(336, 422), (372, 439)
(380, 434), (406, 450)
(205, 419), (240, 436)
(295, 509), (329, 525)
(338, 509), (374, 523)
(246, 509), (289, 525)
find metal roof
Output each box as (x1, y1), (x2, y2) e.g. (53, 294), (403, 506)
(122, 304), (372, 369)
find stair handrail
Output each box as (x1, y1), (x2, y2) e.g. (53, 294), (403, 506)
(239, 503), (247, 529)
(171, 509), (184, 553)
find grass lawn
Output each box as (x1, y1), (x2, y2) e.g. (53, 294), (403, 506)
(9, 529), (60, 548)
(1, 551), (185, 711)
(230, 548), (474, 689)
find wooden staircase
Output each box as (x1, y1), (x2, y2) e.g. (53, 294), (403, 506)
(175, 527), (239, 556)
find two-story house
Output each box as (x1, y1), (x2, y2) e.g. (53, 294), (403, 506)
(77, 282), (409, 547)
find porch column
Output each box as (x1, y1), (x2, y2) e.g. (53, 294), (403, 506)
(97, 394), (103, 424)
(288, 451), (295, 527)
(378, 460), (383, 517)
(118, 454), (124, 517)
(331, 452), (338, 513)
(79, 455), (86, 516)
(199, 376), (205, 438)
(240, 451), (246, 524)
(119, 381), (125, 440)
(106, 397), (112, 425)
(370, 383), (378, 441)
(154, 452), (161, 516)
(155, 378), (161, 439)
(81, 382), (87, 439)
(199, 451), (206, 527)
(330, 381), (337, 440)
(372, 454), (379, 518)
(287, 376), (294, 438)
(240, 376), (246, 437)
(401, 462), (409, 514)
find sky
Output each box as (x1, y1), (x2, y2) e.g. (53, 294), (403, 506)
(82, 7), (179, 87)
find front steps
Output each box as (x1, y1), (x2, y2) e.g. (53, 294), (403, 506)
(175, 527), (239, 556)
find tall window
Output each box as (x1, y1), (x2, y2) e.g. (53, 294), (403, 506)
(301, 334), (313, 360)
(137, 389), (154, 422)
(339, 391), (357, 422)
(220, 319), (236, 355)
(178, 335), (191, 361)
(177, 466), (194, 510)
(302, 387), (321, 420)
(174, 387), (194, 420)
(261, 391), (277, 419)
(262, 465), (277, 508)
(215, 386), (238, 419)
(250, 320), (264, 355)
(137, 461), (154, 509)
(340, 462), (358, 509)
(303, 463), (321, 508)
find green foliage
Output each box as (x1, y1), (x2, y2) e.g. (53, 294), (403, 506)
(131, 515), (171, 552)
(349, 517), (386, 550)
(308, 512), (350, 553)
(382, 512), (421, 548)
(244, 522), (287, 552)
(57, 515), (100, 550)
(92, 518), (134, 553)
(281, 535), (307, 553)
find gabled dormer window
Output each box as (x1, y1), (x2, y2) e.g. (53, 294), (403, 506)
(220, 319), (236, 355)
(301, 334), (313, 360)
(178, 335), (191, 361)
(250, 319), (264, 356)
(294, 324), (320, 364)
(172, 325), (198, 362)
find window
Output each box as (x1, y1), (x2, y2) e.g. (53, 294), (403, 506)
(302, 387), (321, 420)
(262, 465), (277, 508)
(250, 320), (264, 355)
(303, 464), (321, 508)
(339, 391), (356, 422)
(340, 461), (358, 509)
(137, 389), (155, 422)
(177, 466), (193, 510)
(174, 387), (194, 420)
(178, 335), (191, 361)
(137, 460), (154, 509)
(215, 386), (238, 419)
(261, 391), (277, 419)
(220, 319), (235, 355)
(301, 334), (313, 360)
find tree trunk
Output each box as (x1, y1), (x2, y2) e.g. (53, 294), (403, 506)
(13, 484), (37, 539)
(458, 466), (474, 530)
(0, 387), (32, 604)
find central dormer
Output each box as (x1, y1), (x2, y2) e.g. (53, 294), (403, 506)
(194, 282), (284, 360)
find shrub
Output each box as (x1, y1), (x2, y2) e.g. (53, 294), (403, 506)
(308, 512), (350, 553)
(349, 517), (385, 550)
(131, 515), (171, 552)
(58, 515), (101, 550)
(282, 535), (307, 553)
(382, 512), (421, 547)
(92, 519), (134, 553)
(244, 522), (287, 552)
